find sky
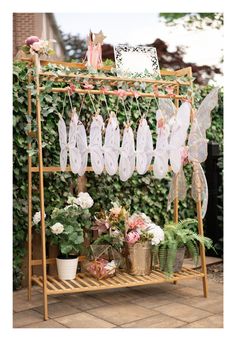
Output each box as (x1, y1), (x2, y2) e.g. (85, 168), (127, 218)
(54, 12), (223, 77)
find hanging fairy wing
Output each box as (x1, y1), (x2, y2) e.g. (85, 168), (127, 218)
(169, 102), (191, 174)
(191, 163), (208, 218)
(76, 121), (88, 176)
(103, 112), (120, 176)
(119, 125), (135, 182)
(153, 109), (170, 179)
(136, 117), (153, 175)
(68, 112), (81, 174)
(58, 116), (68, 171)
(89, 114), (104, 175)
(188, 87), (219, 163)
(167, 167), (187, 211)
(158, 98), (176, 122)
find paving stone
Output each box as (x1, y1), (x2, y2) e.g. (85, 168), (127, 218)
(121, 313), (186, 328)
(59, 293), (107, 310)
(130, 292), (181, 309)
(88, 302), (157, 325)
(88, 287), (150, 304)
(34, 302), (81, 318)
(13, 293), (59, 312)
(13, 309), (43, 328)
(170, 286), (205, 298)
(180, 296), (223, 314)
(24, 320), (65, 328)
(183, 314), (223, 328)
(154, 302), (212, 323)
(55, 312), (116, 328)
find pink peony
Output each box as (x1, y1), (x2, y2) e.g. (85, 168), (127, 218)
(126, 231), (140, 244)
(25, 36), (40, 46)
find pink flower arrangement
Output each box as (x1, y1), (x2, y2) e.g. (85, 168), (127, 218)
(22, 36), (55, 57)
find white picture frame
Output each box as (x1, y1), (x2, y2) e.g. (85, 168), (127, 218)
(114, 44), (160, 78)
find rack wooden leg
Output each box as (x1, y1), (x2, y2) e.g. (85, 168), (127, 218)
(35, 54), (49, 320)
(173, 173), (179, 286)
(196, 200), (208, 297)
(27, 165), (32, 301)
(27, 73), (32, 301)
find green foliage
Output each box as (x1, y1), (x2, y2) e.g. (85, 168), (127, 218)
(46, 204), (92, 257)
(160, 13), (223, 30)
(13, 61), (223, 288)
(157, 219), (214, 275)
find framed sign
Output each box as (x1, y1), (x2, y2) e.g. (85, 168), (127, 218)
(114, 45), (160, 78)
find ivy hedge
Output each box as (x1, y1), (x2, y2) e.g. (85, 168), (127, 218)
(13, 61), (223, 289)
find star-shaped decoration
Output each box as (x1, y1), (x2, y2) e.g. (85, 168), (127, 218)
(94, 30), (106, 45)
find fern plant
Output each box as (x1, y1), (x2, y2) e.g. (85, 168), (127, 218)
(154, 218), (214, 276)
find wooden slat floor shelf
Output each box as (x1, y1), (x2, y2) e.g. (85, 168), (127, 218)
(32, 267), (204, 295)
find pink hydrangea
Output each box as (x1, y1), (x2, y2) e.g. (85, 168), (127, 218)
(126, 231), (140, 244)
(25, 36), (40, 46)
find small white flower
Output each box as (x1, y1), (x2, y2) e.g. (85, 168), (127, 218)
(67, 196), (78, 205)
(33, 211), (46, 225)
(104, 260), (117, 274)
(146, 223), (164, 245)
(64, 204), (78, 210)
(50, 222), (64, 235)
(76, 192), (94, 209)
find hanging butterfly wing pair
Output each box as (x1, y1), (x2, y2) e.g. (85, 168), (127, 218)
(153, 98), (176, 179)
(89, 114), (104, 175)
(103, 112), (120, 176)
(188, 87), (219, 217)
(166, 88), (219, 218)
(58, 111), (81, 174)
(136, 117), (153, 174)
(119, 124), (135, 181)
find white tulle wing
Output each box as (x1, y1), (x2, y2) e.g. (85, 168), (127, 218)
(169, 102), (191, 173)
(104, 112), (120, 175)
(188, 88), (219, 163)
(119, 126), (135, 181)
(89, 115), (104, 175)
(58, 116), (68, 171)
(191, 163), (208, 218)
(167, 167), (187, 211)
(136, 118), (153, 175)
(158, 98), (176, 121)
(68, 113), (81, 174)
(76, 122), (88, 176)
(153, 110), (170, 179)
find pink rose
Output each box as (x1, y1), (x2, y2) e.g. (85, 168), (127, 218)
(126, 231), (140, 244)
(25, 36), (40, 46)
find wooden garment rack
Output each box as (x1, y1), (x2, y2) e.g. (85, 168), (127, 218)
(26, 55), (208, 321)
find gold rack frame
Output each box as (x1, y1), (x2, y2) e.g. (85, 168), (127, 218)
(25, 55), (208, 321)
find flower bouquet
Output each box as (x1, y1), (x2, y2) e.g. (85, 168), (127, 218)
(125, 213), (164, 275)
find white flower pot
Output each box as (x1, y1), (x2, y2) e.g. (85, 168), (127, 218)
(56, 256), (78, 280)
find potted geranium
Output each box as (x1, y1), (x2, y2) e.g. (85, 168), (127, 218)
(46, 192), (94, 280)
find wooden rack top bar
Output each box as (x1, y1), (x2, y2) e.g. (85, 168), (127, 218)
(38, 71), (191, 86)
(39, 86), (190, 100)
